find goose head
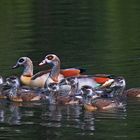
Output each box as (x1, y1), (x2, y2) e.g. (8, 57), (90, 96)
(39, 54), (60, 67)
(39, 54), (63, 83)
(12, 57), (33, 76)
(111, 76), (126, 88)
(47, 83), (59, 93)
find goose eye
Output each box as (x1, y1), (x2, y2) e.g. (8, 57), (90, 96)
(19, 58), (24, 63)
(47, 55), (53, 60)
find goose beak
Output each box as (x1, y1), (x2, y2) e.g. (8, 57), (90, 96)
(12, 63), (19, 69)
(39, 59), (46, 66)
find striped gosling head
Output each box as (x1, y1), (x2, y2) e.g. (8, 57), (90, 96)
(6, 76), (20, 88)
(47, 83), (59, 92)
(59, 77), (78, 86)
(111, 76), (126, 88)
(80, 85), (99, 99)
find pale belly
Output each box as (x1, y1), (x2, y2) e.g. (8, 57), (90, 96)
(78, 78), (100, 89)
(30, 73), (50, 88)
(20, 74), (49, 88)
(21, 73), (64, 88)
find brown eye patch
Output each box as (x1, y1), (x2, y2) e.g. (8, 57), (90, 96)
(47, 55), (53, 60)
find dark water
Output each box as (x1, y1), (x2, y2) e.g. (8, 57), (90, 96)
(0, 0), (140, 139)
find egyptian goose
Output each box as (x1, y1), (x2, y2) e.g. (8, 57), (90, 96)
(39, 54), (85, 87)
(39, 54), (64, 86)
(12, 56), (85, 88)
(12, 57), (48, 88)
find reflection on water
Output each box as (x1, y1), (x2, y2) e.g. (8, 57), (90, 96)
(0, 100), (127, 138)
(0, 0), (140, 139)
(0, 98), (139, 139)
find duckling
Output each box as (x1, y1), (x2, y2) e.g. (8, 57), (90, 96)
(81, 85), (124, 111)
(108, 76), (126, 97)
(5, 76), (46, 102)
(80, 85), (98, 111)
(46, 82), (80, 105)
(58, 77), (79, 96)
(124, 88), (140, 97)
(6, 76), (20, 88)
(91, 97), (124, 110)
(44, 83), (60, 104)
(43, 82), (63, 104)
(96, 76), (126, 98)
(0, 76), (16, 99)
(0, 76), (20, 99)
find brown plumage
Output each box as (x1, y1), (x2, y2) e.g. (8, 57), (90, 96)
(92, 98), (122, 110)
(56, 96), (80, 105)
(84, 98), (123, 111)
(4, 76), (47, 102)
(8, 91), (46, 102)
(124, 88), (140, 97)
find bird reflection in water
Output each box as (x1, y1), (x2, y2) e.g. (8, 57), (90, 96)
(0, 99), (127, 132)
(40, 103), (96, 131)
(0, 101), (21, 125)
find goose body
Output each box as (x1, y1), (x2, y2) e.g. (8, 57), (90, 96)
(59, 75), (115, 92)
(13, 56), (84, 88)
(124, 88), (140, 97)
(12, 57), (49, 88)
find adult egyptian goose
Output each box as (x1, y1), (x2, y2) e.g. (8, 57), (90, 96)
(39, 54), (65, 87)
(12, 56), (85, 88)
(12, 57), (50, 88)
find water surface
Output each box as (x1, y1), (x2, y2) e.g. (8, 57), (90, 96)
(0, 0), (140, 140)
